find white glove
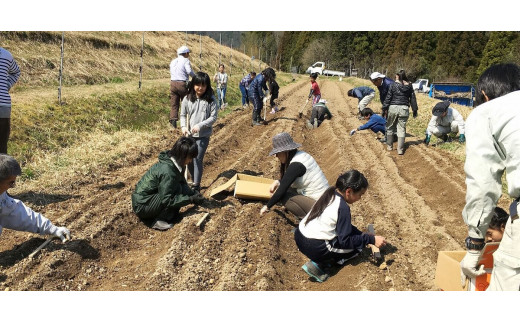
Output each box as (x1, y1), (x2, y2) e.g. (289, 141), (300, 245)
(350, 129), (357, 136)
(306, 98), (309, 104)
(269, 180), (280, 194)
(191, 125), (200, 134)
(260, 205), (269, 215)
(181, 127), (190, 136)
(460, 250), (486, 288)
(262, 97), (268, 105)
(54, 227), (71, 242)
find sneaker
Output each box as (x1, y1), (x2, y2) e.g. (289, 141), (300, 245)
(301, 260), (329, 282)
(274, 106), (279, 112)
(270, 108), (276, 114)
(386, 145), (393, 151)
(191, 184), (200, 192)
(305, 121), (314, 130)
(151, 220), (174, 231)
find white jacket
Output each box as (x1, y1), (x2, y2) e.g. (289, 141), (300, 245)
(426, 107), (465, 135)
(463, 90), (520, 240)
(0, 192), (58, 236)
(290, 151), (329, 200)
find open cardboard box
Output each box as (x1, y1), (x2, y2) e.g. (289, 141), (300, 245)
(434, 242), (499, 291)
(210, 173), (275, 201)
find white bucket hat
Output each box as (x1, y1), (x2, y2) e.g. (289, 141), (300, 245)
(177, 45), (190, 55)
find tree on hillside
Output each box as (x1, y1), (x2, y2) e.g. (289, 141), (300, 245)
(477, 31), (520, 78)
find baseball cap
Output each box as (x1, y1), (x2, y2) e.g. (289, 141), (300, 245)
(370, 72), (385, 80)
(177, 45), (190, 55)
(432, 101), (450, 116)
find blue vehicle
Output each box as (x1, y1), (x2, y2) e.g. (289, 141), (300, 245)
(428, 82), (475, 107)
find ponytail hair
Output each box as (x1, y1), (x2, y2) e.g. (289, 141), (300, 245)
(305, 170), (368, 225)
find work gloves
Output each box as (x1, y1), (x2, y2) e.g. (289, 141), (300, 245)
(424, 135), (431, 145)
(413, 110), (418, 118)
(54, 227), (71, 242)
(190, 192), (205, 205)
(459, 134), (466, 143)
(262, 97), (268, 105)
(349, 129), (357, 136)
(460, 250), (486, 288)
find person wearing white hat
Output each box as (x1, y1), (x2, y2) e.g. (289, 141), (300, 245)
(169, 45), (196, 128)
(369, 71), (394, 118)
(260, 132), (329, 219)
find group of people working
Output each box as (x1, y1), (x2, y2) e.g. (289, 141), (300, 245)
(2, 41), (519, 290)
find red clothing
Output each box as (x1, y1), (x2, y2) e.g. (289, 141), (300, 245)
(311, 81), (321, 96)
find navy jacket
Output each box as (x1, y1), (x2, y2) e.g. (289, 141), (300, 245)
(352, 86), (375, 101)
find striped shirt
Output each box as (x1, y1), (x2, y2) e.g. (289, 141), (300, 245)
(0, 48), (21, 117)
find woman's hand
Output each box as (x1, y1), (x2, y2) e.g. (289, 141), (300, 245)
(181, 127), (190, 136)
(260, 205), (269, 215)
(191, 125), (200, 134)
(374, 236), (387, 248)
(269, 180), (280, 195)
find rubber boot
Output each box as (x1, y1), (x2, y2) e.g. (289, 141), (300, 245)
(386, 133), (394, 151)
(397, 137), (405, 155)
(252, 110), (262, 126)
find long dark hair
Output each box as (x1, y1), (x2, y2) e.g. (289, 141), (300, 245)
(168, 136), (198, 166)
(262, 67), (276, 82)
(396, 69), (409, 84)
(488, 207), (509, 231)
(187, 72), (214, 103)
(475, 63), (520, 106)
(279, 149), (298, 179)
(305, 170), (368, 225)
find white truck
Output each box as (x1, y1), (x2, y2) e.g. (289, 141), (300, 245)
(306, 61), (346, 77)
(412, 78), (430, 93)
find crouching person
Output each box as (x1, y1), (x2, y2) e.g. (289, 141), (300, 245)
(294, 170), (386, 282)
(424, 101), (466, 145)
(0, 154), (70, 242)
(349, 108), (386, 140)
(306, 99), (333, 129)
(131, 137), (205, 231)
(260, 132), (329, 219)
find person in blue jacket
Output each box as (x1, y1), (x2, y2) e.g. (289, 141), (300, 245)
(294, 170), (387, 282)
(370, 72), (395, 119)
(248, 67), (276, 126)
(348, 86), (376, 118)
(349, 108), (386, 140)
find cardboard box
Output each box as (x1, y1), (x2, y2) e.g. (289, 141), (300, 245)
(210, 173), (275, 201)
(434, 243), (499, 291)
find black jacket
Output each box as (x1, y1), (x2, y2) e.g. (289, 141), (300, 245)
(382, 82), (418, 113)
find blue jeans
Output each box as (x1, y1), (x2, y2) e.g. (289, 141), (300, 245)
(217, 87), (227, 108)
(239, 84), (249, 105)
(187, 136), (210, 186)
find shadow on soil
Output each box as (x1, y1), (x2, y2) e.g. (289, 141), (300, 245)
(11, 191), (79, 207)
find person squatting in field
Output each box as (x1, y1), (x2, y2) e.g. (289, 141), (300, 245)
(347, 86), (376, 118)
(349, 108), (386, 139)
(308, 72), (321, 105)
(169, 46), (196, 129)
(268, 78), (279, 114)
(294, 170), (387, 282)
(180, 72), (219, 193)
(382, 69), (418, 155)
(0, 154), (71, 242)
(306, 99), (332, 129)
(239, 71), (256, 108)
(248, 67), (276, 126)
(460, 63), (520, 291)
(260, 132), (329, 219)
(424, 101), (466, 145)
(131, 137), (205, 231)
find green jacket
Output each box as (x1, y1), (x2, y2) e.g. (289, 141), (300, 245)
(131, 151), (195, 216)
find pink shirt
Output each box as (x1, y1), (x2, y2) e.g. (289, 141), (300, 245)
(311, 81), (321, 96)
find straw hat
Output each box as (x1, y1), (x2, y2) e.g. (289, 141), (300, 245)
(268, 132), (302, 156)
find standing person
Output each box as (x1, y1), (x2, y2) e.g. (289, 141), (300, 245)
(169, 45), (196, 129)
(0, 47), (21, 154)
(460, 63), (520, 291)
(308, 72), (321, 105)
(260, 132), (329, 219)
(248, 67), (276, 126)
(294, 170), (387, 282)
(347, 86), (376, 118)
(268, 78), (279, 114)
(349, 108), (386, 139)
(0, 154), (71, 241)
(213, 64), (228, 109)
(306, 99), (332, 129)
(369, 71), (394, 118)
(423, 101), (466, 145)
(131, 137), (205, 231)
(180, 72), (218, 193)
(239, 71), (256, 108)
(382, 70), (418, 155)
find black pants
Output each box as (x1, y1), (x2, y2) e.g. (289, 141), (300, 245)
(0, 118), (10, 154)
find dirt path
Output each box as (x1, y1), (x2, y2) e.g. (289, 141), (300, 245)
(1, 78), (472, 291)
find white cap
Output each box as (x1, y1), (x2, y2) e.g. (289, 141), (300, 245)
(319, 99), (327, 103)
(177, 45), (190, 55)
(370, 72), (385, 80)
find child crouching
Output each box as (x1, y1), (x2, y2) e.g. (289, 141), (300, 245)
(294, 169), (387, 282)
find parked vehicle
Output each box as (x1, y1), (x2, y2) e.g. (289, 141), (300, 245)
(412, 79), (430, 93)
(428, 82), (475, 107)
(305, 61), (346, 77)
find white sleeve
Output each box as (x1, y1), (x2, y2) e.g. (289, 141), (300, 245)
(0, 193), (57, 236)
(452, 108), (465, 134)
(426, 116), (437, 135)
(180, 97), (188, 128)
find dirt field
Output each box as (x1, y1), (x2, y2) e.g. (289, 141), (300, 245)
(0, 78), (479, 291)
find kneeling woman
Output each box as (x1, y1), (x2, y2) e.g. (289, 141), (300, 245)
(260, 132), (329, 219)
(131, 136), (205, 231)
(294, 170), (387, 282)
